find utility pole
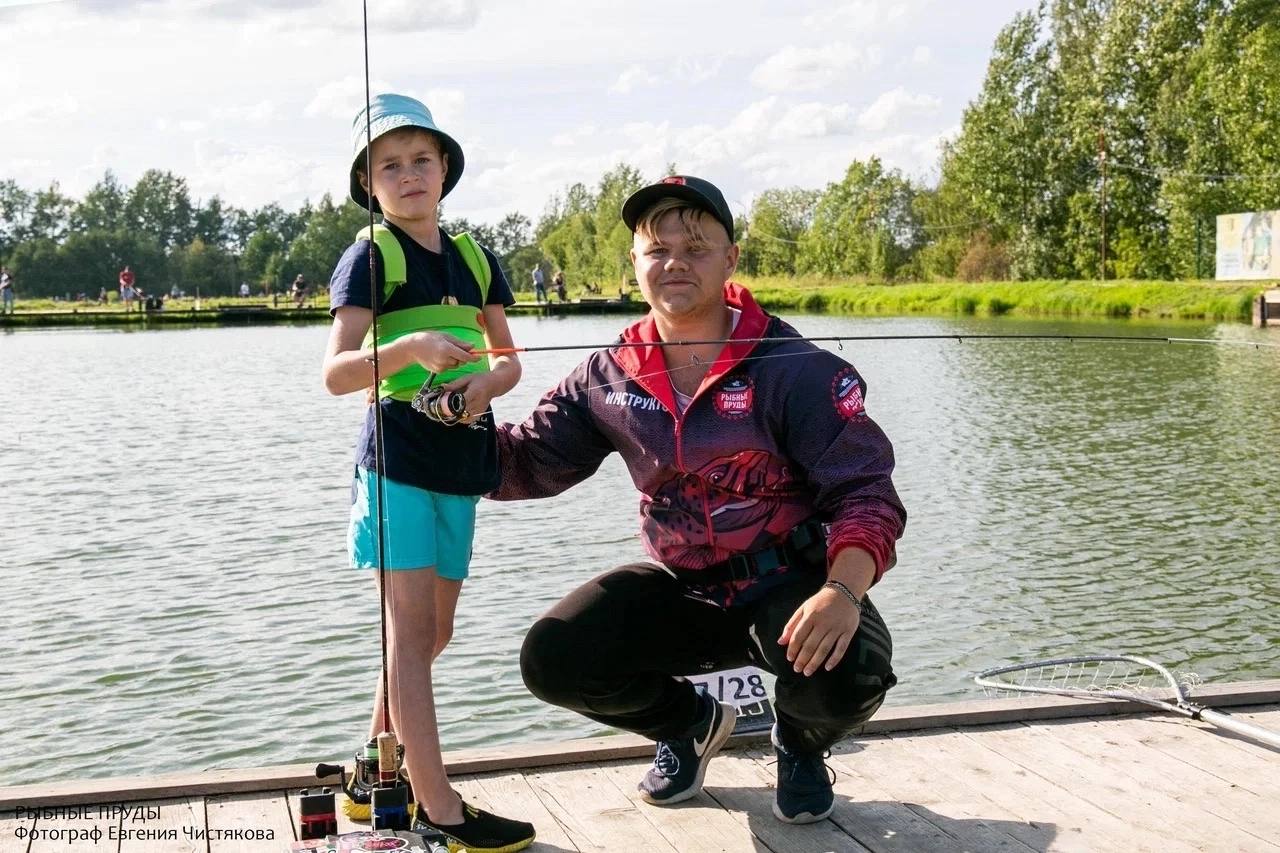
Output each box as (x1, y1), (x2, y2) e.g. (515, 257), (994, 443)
(1098, 128), (1107, 282)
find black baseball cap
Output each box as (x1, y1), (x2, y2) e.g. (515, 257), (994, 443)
(622, 175), (736, 242)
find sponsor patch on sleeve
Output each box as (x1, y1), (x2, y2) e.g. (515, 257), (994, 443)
(714, 375), (754, 419)
(831, 367), (866, 420)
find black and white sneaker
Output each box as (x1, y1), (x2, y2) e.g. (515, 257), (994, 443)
(638, 687), (737, 805)
(771, 723), (836, 824)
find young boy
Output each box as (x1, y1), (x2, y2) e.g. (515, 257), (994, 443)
(321, 93), (534, 852)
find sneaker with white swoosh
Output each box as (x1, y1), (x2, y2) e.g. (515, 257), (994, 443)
(638, 687), (737, 805)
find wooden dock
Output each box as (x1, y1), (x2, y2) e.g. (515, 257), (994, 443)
(1254, 287), (1280, 327)
(3, 681), (1277, 852)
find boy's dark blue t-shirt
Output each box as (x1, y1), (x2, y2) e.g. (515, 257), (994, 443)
(329, 222), (515, 495)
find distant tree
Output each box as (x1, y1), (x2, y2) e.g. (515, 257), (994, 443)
(284, 194), (368, 287)
(125, 170), (194, 251)
(70, 171), (127, 234)
(740, 188), (818, 276)
(799, 158), (922, 280)
(175, 236), (236, 296)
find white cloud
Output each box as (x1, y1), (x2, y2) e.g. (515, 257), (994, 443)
(550, 123), (599, 148)
(912, 45), (933, 65)
(673, 58), (723, 84)
(6, 93), (78, 123)
(211, 101), (277, 124)
(857, 86), (941, 131)
(749, 43), (880, 93)
(610, 65), (660, 94)
(777, 102), (857, 139)
(72, 0), (478, 32)
(802, 1), (909, 32)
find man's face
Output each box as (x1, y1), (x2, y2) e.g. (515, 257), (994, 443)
(630, 210), (739, 323)
(362, 128), (447, 221)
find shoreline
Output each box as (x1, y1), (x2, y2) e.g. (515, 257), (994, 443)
(2, 279), (1275, 330)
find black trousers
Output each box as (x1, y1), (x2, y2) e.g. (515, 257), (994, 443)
(520, 562), (896, 754)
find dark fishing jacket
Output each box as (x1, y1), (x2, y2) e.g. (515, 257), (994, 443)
(490, 282), (906, 592)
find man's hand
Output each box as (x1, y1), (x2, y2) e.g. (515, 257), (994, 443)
(778, 586), (861, 676)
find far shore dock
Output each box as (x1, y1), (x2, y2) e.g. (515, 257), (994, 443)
(0, 298), (646, 330)
(3, 680), (1277, 852)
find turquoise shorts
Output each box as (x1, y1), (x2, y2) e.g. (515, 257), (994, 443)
(348, 467), (480, 578)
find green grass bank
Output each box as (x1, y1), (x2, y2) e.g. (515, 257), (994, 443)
(740, 277), (1267, 322)
(2, 279), (1272, 328)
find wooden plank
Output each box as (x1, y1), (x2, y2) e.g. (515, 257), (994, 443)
(522, 763), (682, 852)
(206, 790), (295, 853)
(592, 755), (768, 853)
(1038, 717), (1280, 848)
(820, 738), (990, 853)
(5, 686), (1278, 809)
(0, 762), (339, 810)
(966, 721), (1268, 851)
(960, 722), (1185, 846)
(27, 806), (116, 853)
(1229, 706), (1280, 731)
(112, 798), (203, 852)
(825, 736), (1034, 853)
(470, 771), (581, 852)
(900, 725), (1198, 853)
(2, 808), (34, 853)
(703, 747), (872, 853)
(874, 729), (1065, 851)
(1100, 713), (1280, 798)
(332, 787), (365, 836)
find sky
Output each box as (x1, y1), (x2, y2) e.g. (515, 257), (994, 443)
(0, 0), (1039, 226)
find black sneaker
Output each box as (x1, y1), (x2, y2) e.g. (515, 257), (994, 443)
(411, 798), (535, 853)
(638, 687), (737, 805)
(771, 723), (835, 823)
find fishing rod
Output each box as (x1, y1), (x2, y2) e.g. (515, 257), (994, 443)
(469, 332), (1280, 356)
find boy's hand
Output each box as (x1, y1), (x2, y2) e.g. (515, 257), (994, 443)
(442, 372), (500, 423)
(408, 331), (479, 375)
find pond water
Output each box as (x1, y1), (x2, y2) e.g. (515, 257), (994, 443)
(1, 312), (1276, 784)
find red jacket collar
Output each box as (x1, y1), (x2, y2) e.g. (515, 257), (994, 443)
(612, 282), (771, 411)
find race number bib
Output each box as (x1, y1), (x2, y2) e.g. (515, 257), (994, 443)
(685, 666), (776, 734)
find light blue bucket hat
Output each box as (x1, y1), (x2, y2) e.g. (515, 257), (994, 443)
(349, 93), (465, 211)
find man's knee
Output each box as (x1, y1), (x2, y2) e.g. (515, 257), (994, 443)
(520, 617), (583, 704)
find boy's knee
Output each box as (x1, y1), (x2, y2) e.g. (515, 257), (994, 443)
(433, 624), (454, 660)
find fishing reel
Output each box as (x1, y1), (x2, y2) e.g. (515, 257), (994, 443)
(411, 384), (469, 426)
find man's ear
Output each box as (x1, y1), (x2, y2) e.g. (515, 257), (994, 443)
(441, 152), (449, 181)
(724, 243), (741, 278)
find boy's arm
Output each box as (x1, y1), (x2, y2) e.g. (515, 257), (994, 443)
(322, 305), (477, 396)
(441, 304), (522, 421)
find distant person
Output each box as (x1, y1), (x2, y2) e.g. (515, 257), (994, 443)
(0, 266), (14, 315)
(291, 273), (309, 308)
(170, 284), (181, 299)
(98, 287), (108, 305)
(239, 282), (251, 298)
(552, 270), (566, 302)
(119, 266), (137, 313)
(531, 264), (546, 303)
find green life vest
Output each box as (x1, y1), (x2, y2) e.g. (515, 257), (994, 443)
(357, 224), (492, 402)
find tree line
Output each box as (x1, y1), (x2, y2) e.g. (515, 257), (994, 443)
(2, 0), (1276, 300)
